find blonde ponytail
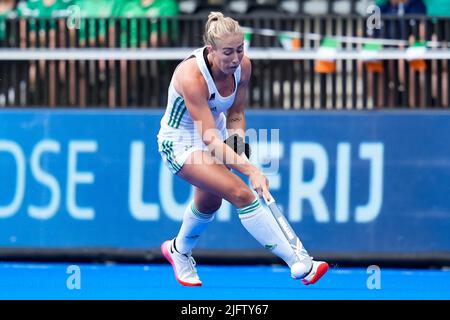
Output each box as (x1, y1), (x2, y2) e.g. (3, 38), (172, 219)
(203, 12), (242, 47)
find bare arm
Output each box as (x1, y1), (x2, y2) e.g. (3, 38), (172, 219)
(227, 56), (251, 137)
(178, 61), (257, 177)
(178, 58), (269, 199)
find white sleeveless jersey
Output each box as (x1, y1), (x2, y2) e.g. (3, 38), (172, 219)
(157, 47), (241, 146)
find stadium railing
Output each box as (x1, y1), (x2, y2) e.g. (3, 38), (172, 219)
(0, 14), (449, 110)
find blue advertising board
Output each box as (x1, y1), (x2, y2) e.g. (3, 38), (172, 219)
(1, 110), (449, 257)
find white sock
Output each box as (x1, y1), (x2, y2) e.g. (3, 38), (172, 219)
(174, 201), (215, 254)
(238, 198), (300, 268)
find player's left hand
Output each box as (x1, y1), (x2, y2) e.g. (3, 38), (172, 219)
(224, 134), (251, 158)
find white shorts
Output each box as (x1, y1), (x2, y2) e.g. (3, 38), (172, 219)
(158, 140), (206, 174)
(158, 127), (228, 175)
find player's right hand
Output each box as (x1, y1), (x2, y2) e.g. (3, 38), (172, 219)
(248, 169), (270, 201)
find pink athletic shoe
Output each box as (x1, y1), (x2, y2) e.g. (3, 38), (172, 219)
(301, 260), (329, 285)
(161, 239), (202, 287)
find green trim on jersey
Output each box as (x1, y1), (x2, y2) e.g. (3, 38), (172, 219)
(167, 97), (187, 129)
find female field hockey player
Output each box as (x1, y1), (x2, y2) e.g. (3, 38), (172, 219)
(157, 12), (328, 286)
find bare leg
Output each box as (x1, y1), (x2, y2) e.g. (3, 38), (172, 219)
(194, 186), (222, 214)
(162, 150), (327, 285)
(178, 151), (256, 208)
(171, 150), (255, 255)
(177, 150), (303, 270)
(173, 186), (221, 254)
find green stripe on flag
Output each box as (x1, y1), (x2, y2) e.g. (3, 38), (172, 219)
(363, 41), (383, 51)
(321, 37), (338, 48)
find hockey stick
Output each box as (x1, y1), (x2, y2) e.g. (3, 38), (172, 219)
(224, 134), (307, 258)
(263, 193), (307, 257)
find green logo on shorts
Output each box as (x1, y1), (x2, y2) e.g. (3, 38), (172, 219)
(264, 244), (278, 251)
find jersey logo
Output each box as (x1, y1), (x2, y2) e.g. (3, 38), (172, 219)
(209, 93), (216, 101)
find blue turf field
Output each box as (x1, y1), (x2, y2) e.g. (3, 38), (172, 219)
(0, 262), (449, 300)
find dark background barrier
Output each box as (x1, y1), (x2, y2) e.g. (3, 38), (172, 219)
(1, 109), (449, 266)
(1, 14), (449, 110)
